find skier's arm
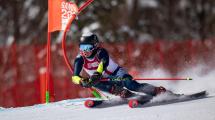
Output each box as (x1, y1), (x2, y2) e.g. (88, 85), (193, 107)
(96, 48), (109, 74)
(89, 49), (109, 82)
(71, 55), (84, 84)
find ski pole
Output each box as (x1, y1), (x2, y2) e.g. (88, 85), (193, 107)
(134, 77), (192, 81)
(90, 87), (110, 100)
(100, 77), (192, 81)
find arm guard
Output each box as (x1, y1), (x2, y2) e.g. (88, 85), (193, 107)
(96, 61), (104, 74)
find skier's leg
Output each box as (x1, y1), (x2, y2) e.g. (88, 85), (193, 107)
(110, 68), (142, 91)
(93, 81), (114, 93)
(119, 74), (167, 96)
(93, 81), (133, 98)
(109, 68), (154, 95)
(109, 68), (167, 96)
(136, 82), (166, 96)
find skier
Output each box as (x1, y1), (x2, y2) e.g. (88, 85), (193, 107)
(71, 33), (167, 98)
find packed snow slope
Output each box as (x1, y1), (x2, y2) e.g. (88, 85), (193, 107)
(1, 66), (215, 120)
(0, 96), (215, 120)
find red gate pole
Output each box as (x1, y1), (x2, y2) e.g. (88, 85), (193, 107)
(45, 32), (51, 103)
(39, 68), (46, 103)
(61, 0), (106, 99)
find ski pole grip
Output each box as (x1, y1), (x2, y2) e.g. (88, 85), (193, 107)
(187, 77), (193, 80)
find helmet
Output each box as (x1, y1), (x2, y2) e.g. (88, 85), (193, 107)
(79, 33), (99, 57)
(80, 33), (99, 46)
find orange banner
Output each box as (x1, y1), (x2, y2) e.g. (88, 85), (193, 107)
(48, 0), (78, 32)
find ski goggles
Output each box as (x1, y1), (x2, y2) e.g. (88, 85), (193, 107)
(79, 44), (95, 57)
(79, 44), (94, 51)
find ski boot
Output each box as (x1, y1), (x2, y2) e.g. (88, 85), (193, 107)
(154, 86), (166, 96)
(110, 84), (133, 98)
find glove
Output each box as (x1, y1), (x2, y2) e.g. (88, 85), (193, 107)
(90, 72), (102, 84)
(80, 77), (92, 88)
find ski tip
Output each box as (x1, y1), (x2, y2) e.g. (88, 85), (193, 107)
(84, 100), (94, 108)
(128, 99), (139, 108)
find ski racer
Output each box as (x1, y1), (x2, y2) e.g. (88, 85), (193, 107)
(71, 33), (167, 98)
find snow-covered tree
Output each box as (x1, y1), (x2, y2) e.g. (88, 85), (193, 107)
(0, 0), (214, 45)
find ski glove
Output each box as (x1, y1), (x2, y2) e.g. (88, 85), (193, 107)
(90, 72), (102, 84)
(80, 78), (92, 88)
(80, 72), (102, 88)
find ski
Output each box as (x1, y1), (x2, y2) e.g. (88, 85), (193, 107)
(84, 100), (104, 108)
(84, 98), (129, 108)
(84, 93), (152, 108)
(128, 99), (139, 108)
(84, 90), (207, 108)
(127, 90), (207, 108)
(186, 90), (207, 98)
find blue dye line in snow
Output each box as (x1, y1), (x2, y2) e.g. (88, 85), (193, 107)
(0, 98), (99, 112)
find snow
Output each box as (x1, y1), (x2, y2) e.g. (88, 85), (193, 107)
(140, 0), (158, 8)
(27, 6), (40, 20)
(0, 96), (214, 120)
(0, 66), (215, 120)
(6, 36), (14, 46)
(82, 22), (100, 34)
(24, 0), (34, 9)
(24, 0), (40, 20)
(140, 65), (215, 95)
(137, 33), (154, 43)
(126, 0), (158, 9)
(111, 0), (118, 6)
(179, 0), (189, 9)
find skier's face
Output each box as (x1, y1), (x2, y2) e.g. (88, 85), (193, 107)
(79, 44), (94, 57)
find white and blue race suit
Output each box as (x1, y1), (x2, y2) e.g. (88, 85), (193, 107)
(73, 47), (157, 96)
